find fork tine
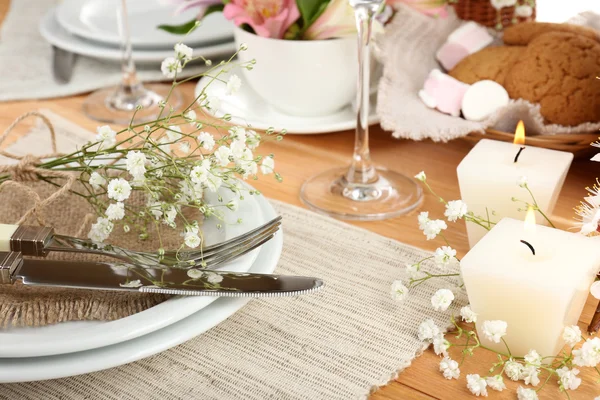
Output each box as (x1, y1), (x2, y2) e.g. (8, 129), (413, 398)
(199, 224), (280, 260)
(203, 232), (277, 269)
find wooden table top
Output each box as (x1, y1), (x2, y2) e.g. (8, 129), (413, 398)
(1, 2), (599, 399)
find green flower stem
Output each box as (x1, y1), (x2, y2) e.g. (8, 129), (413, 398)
(524, 184), (556, 228)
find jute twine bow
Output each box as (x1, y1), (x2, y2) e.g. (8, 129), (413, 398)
(0, 111), (77, 226)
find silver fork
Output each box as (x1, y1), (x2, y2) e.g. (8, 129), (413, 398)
(12, 217), (282, 269)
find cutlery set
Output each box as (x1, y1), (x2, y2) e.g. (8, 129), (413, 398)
(0, 218), (323, 297)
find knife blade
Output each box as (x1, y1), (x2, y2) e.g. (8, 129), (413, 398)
(0, 252), (323, 298)
(52, 46), (76, 85)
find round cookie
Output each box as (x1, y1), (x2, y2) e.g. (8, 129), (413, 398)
(504, 32), (600, 126)
(448, 46), (525, 85)
(503, 22), (600, 46)
(461, 80), (509, 122)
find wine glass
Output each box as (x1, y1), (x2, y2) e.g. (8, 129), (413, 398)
(83, 0), (181, 124)
(300, 0), (422, 221)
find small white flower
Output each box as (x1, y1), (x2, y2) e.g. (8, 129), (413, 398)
(206, 96), (221, 111)
(246, 129), (260, 149)
(391, 280), (408, 302)
(164, 205), (178, 227)
(432, 333), (450, 356)
(491, 0), (516, 10)
(147, 200), (163, 220)
(230, 139), (247, 160)
(524, 349), (542, 366)
(197, 132), (215, 151)
(226, 74), (242, 95)
(187, 269), (203, 279)
(239, 42), (248, 51)
(417, 319), (440, 341)
(158, 137), (171, 154)
(444, 200), (467, 222)
(482, 320), (507, 344)
(161, 57), (182, 78)
(460, 306), (477, 323)
(184, 231), (201, 248)
(174, 43), (193, 62)
(89, 172), (106, 190)
(431, 288), (454, 312)
(227, 199), (238, 211)
(206, 174), (222, 193)
(214, 146), (232, 167)
(504, 360), (524, 381)
(96, 125), (117, 148)
(521, 365), (540, 386)
(434, 246), (457, 268)
(486, 375), (506, 392)
(573, 337), (600, 367)
(417, 211), (429, 230)
(556, 366), (581, 391)
(184, 110), (197, 125)
(439, 356), (460, 380)
(517, 386), (538, 400)
(119, 279), (142, 288)
(414, 171), (426, 182)
(590, 281), (600, 300)
(88, 217), (114, 243)
(107, 178), (132, 202)
(205, 271), (223, 284)
(563, 325), (583, 347)
(466, 374), (487, 397)
(515, 4), (533, 17)
(125, 150), (147, 180)
(517, 175), (528, 188)
(261, 156), (274, 175)
(190, 159), (211, 184)
(105, 202), (125, 221)
(422, 219), (447, 240)
(405, 263), (421, 280)
(178, 142), (191, 154)
(178, 180), (203, 203)
(166, 126), (182, 142)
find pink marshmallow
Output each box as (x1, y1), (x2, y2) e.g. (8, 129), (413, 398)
(436, 42), (470, 70)
(419, 69), (470, 117)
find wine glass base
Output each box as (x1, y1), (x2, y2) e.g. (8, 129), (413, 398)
(83, 84), (182, 125)
(300, 167), (423, 221)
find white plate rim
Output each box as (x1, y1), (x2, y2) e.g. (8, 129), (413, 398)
(0, 193), (281, 383)
(40, 9), (236, 63)
(194, 65), (380, 135)
(55, 0), (233, 49)
(0, 183), (265, 358)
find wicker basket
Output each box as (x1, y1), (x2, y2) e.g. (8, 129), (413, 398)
(451, 0), (536, 29)
(464, 129), (599, 157)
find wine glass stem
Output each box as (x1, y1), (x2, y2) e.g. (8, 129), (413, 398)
(117, 0), (143, 96)
(346, 3), (379, 186)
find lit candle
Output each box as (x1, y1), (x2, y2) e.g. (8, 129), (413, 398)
(460, 210), (600, 357)
(457, 122), (573, 247)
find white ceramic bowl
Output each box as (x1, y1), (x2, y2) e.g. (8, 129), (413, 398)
(234, 27), (358, 117)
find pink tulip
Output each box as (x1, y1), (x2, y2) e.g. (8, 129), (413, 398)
(387, 0), (449, 18)
(223, 0), (300, 39)
(303, 0), (356, 40)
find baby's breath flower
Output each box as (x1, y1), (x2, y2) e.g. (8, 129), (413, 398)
(206, 96), (221, 111)
(556, 366), (581, 391)
(197, 132), (215, 151)
(439, 356), (460, 380)
(432, 333), (450, 356)
(125, 150), (147, 181)
(431, 288), (454, 311)
(147, 200), (163, 220)
(123, 224), (130, 233)
(246, 129), (260, 149)
(482, 320), (507, 344)
(230, 139), (247, 160)
(227, 199), (238, 211)
(226, 74), (242, 95)
(414, 171), (426, 182)
(573, 337), (600, 367)
(261, 156), (275, 175)
(178, 142), (191, 154)
(239, 42), (248, 51)
(187, 269), (203, 279)
(161, 57), (182, 78)
(521, 365), (540, 386)
(107, 178), (132, 202)
(89, 171), (106, 190)
(517, 386), (538, 400)
(444, 200), (467, 222)
(417, 319), (440, 341)
(184, 231), (201, 248)
(563, 325), (582, 347)
(119, 279), (142, 288)
(422, 219), (447, 240)
(167, 125), (183, 141)
(164, 205), (178, 227)
(214, 146), (232, 167)
(96, 125), (117, 148)
(206, 174), (222, 192)
(485, 375), (506, 392)
(158, 137), (172, 153)
(466, 374), (487, 397)
(106, 202), (125, 221)
(460, 305), (477, 323)
(505, 360), (524, 381)
(88, 217), (114, 243)
(405, 263), (421, 280)
(434, 246), (457, 268)
(391, 280), (408, 302)
(417, 211), (429, 230)
(205, 271), (223, 284)
(517, 175), (528, 188)
(524, 349), (542, 366)
(184, 110), (197, 125)
(174, 43), (193, 62)
(190, 160), (210, 184)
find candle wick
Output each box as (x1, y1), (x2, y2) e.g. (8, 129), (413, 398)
(520, 239), (535, 255)
(514, 146), (526, 163)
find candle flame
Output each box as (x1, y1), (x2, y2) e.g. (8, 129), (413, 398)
(524, 205), (536, 235)
(514, 120), (526, 145)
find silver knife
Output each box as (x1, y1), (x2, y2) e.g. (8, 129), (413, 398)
(0, 252), (323, 298)
(52, 46), (77, 84)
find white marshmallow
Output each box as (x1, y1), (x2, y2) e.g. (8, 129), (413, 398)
(461, 80), (509, 121)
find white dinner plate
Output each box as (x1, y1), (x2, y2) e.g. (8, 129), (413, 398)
(195, 65), (380, 135)
(40, 9), (236, 64)
(0, 193), (281, 383)
(0, 183), (264, 358)
(56, 0), (233, 49)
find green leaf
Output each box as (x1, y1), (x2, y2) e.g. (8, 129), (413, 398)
(157, 5), (224, 35)
(296, 0), (329, 29)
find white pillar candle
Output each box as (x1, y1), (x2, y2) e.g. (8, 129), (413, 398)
(457, 134), (573, 248)
(0, 224), (17, 251)
(461, 217), (600, 357)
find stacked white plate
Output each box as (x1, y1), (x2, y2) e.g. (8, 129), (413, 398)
(40, 0), (237, 64)
(0, 184), (283, 383)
